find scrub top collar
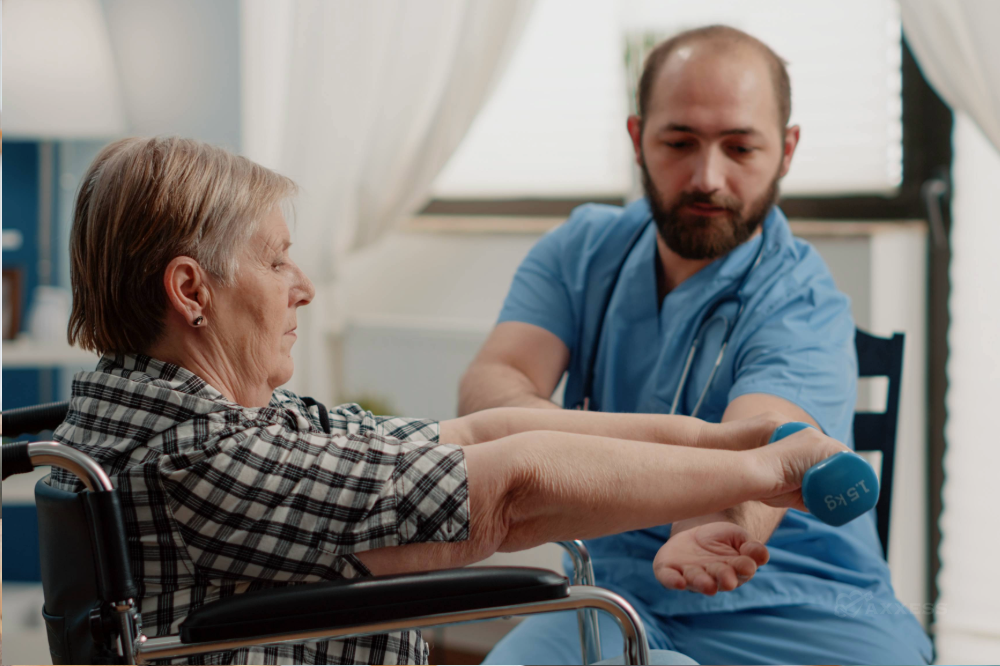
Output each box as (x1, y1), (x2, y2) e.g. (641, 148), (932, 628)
(705, 205), (791, 286)
(635, 202), (792, 310)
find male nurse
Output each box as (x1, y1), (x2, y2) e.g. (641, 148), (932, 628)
(460, 25), (933, 666)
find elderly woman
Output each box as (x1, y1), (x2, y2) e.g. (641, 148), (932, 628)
(52, 137), (847, 665)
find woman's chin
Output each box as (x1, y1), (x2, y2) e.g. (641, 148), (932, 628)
(271, 359), (295, 389)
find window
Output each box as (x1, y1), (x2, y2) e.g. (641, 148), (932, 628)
(431, 0), (903, 200)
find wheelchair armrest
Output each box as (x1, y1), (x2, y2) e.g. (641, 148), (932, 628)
(179, 566), (568, 644)
(1, 401), (70, 438)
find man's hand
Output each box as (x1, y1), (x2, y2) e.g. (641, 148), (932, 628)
(666, 394), (824, 566)
(653, 522), (769, 595)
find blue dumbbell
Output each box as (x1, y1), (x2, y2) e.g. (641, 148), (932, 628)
(768, 422), (879, 526)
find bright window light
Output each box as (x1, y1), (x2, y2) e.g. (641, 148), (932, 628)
(433, 0), (903, 199)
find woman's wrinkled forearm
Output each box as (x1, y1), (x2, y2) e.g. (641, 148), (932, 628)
(494, 431), (775, 552)
(442, 407), (784, 452)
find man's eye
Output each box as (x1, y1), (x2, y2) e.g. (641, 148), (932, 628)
(728, 145), (754, 155)
(665, 141), (692, 149)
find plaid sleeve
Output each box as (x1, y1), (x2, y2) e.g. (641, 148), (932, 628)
(159, 420), (468, 581)
(326, 402), (440, 444)
(375, 414), (439, 443)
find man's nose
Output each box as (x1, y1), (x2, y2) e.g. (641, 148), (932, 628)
(689, 146), (726, 193)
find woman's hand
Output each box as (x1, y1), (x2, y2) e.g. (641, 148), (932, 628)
(753, 427), (853, 511)
(653, 521), (769, 594)
(695, 411), (788, 451)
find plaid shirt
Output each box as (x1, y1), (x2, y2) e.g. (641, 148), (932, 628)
(50, 354), (469, 665)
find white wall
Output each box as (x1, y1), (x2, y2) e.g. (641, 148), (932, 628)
(342, 232), (540, 419)
(100, 0), (242, 150)
(934, 114), (1000, 664)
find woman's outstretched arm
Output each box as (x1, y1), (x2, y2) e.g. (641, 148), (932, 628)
(440, 406), (786, 452)
(355, 426), (846, 575)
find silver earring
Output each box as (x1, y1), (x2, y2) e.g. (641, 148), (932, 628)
(193, 316), (205, 326)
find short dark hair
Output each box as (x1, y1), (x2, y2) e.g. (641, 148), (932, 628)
(637, 25), (791, 131)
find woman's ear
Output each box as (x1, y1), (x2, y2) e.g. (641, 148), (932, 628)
(162, 256), (210, 326)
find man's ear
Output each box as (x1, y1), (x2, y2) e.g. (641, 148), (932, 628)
(627, 115), (644, 167)
(162, 256), (210, 325)
(778, 125), (800, 179)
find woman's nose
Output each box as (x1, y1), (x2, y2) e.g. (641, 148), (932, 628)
(293, 266), (316, 306)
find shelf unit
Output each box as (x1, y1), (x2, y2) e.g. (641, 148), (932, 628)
(2, 337), (99, 368)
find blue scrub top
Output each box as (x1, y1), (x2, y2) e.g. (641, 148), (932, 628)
(498, 198), (903, 617)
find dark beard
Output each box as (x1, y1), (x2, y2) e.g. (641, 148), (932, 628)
(641, 162), (780, 260)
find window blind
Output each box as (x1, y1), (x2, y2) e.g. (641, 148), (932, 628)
(433, 0), (902, 198)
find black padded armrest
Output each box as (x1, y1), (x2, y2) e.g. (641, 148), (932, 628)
(180, 566), (568, 644)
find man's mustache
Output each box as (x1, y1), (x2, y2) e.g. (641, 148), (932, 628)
(673, 191), (742, 213)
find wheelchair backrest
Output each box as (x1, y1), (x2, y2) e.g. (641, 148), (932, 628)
(35, 477), (121, 665)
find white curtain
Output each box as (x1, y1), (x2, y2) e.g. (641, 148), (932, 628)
(242, 0), (534, 402)
(900, 0), (1000, 151)
(900, 2), (1000, 663)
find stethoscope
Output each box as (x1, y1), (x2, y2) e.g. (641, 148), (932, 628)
(578, 215), (768, 417)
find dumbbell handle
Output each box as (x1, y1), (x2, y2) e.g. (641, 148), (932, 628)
(769, 422), (879, 527)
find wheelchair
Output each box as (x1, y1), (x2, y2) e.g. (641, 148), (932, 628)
(2, 327), (904, 664)
(1, 406), (649, 665)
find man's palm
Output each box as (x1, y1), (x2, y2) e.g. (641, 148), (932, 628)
(653, 522), (770, 595)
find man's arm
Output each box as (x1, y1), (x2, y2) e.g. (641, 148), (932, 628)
(653, 393), (821, 594)
(458, 322), (569, 415)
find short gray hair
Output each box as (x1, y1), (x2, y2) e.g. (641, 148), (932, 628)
(69, 136), (297, 355)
